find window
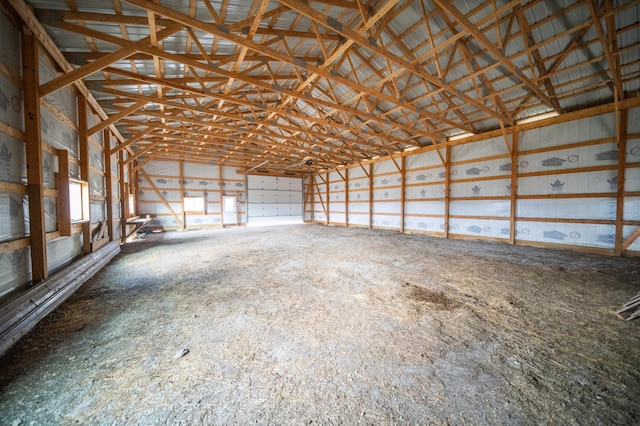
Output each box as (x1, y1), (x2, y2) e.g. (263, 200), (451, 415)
(69, 179), (89, 222)
(184, 196), (205, 212)
(128, 193), (135, 217)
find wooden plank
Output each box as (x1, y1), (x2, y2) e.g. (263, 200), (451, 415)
(88, 100), (147, 136)
(622, 226), (640, 252)
(0, 181), (27, 195)
(22, 27), (47, 283)
(0, 238), (30, 255)
(109, 127), (155, 156)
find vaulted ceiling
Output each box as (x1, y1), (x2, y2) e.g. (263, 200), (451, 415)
(22, 0), (640, 172)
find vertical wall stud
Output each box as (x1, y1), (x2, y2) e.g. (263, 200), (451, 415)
(22, 27), (48, 283)
(77, 92), (91, 254)
(510, 132), (518, 245)
(444, 146), (451, 239)
(325, 171), (330, 226)
(368, 163), (373, 229)
(345, 168), (349, 227)
(400, 155), (406, 234)
(180, 160), (185, 229)
(615, 109), (628, 255)
(104, 128), (113, 242)
(218, 163), (224, 227)
(119, 149), (127, 240)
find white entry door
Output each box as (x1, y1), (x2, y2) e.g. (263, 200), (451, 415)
(222, 195), (237, 226)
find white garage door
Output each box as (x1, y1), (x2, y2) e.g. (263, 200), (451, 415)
(247, 175), (303, 226)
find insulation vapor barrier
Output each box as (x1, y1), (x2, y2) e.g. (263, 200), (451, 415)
(0, 247), (31, 300)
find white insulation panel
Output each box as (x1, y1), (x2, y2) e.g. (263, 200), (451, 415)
(516, 221), (616, 249)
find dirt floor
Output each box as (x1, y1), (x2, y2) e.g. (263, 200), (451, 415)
(1, 224), (640, 425)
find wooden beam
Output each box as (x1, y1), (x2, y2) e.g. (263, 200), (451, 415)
(119, 148), (127, 239)
(345, 168), (349, 227)
(88, 100), (147, 135)
(400, 155), (405, 234)
(615, 108), (628, 255)
(368, 163), (373, 229)
(104, 129), (114, 242)
(325, 171), (330, 226)
(622, 226), (640, 252)
(444, 145), (451, 239)
(77, 93), (91, 255)
(22, 27), (48, 283)
(509, 131), (518, 245)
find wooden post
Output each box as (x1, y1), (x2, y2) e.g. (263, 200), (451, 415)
(219, 163), (224, 227)
(77, 92), (91, 254)
(119, 149), (127, 241)
(444, 146), (451, 238)
(368, 163), (373, 229)
(345, 168), (349, 227)
(56, 149), (71, 237)
(325, 171), (329, 226)
(22, 27), (48, 283)
(310, 174), (314, 223)
(180, 160), (185, 229)
(104, 128), (113, 241)
(400, 155), (406, 234)
(510, 132), (518, 245)
(615, 109), (628, 255)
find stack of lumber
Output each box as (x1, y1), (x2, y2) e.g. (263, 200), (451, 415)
(616, 293), (640, 321)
